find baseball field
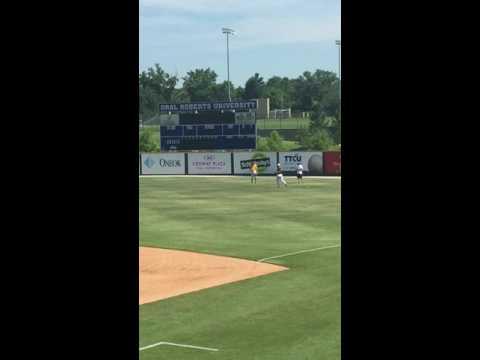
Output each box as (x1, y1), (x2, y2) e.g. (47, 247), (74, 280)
(139, 175), (341, 359)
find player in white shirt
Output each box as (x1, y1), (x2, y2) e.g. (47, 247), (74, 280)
(296, 163), (304, 184)
(276, 163), (287, 187)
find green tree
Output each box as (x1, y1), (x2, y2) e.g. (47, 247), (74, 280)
(235, 86), (245, 100)
(139, 127), (160, 152)
(309, 81), (340, 144)
(182, 68), (218, 101)
(214, 81), (236, 100)
(170, 88), (190, 103)
(139, 64), (178, 101)
(263, 130), (286, 151)
(298, 129), (334, 151)
(244, 73), (265, 99)
(255, 131), (287, 151)
(292, 71), (314, 110)
(334, 115), (341, 144)
(139, 85), (164, 120)
(292, 70), (338, 111)
(139, 64), (178, 118)
(138, 66), (340, 144)
(256, 137), (270, 151)
(264, 86), (284, 109)
(264, 76), (283, 108)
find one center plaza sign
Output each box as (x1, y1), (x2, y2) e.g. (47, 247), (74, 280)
(159, 100), (257, 113)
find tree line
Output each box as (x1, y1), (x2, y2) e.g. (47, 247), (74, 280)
(139, 64), (341, 149)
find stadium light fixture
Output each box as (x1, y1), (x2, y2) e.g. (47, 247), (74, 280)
(222, 28), (235, 102)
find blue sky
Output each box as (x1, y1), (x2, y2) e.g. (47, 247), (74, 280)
(140, 0), (340, 87)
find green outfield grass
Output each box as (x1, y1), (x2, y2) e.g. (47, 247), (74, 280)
(256, 117), (310, 129)
(139, 176), (341, 359)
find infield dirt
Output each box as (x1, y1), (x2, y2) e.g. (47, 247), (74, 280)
(140, 246), (288, 304)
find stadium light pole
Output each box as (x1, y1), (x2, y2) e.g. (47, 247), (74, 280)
(222, 28), (235, 101)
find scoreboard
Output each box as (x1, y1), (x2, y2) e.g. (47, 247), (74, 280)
(159, 101), (257, 151)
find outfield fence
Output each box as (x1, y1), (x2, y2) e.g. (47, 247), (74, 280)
(140, 151), (340, 176)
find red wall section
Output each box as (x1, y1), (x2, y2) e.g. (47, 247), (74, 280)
(323, 151), (341, 176)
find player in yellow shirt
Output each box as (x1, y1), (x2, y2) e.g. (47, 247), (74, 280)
(250, 161), (258, 184)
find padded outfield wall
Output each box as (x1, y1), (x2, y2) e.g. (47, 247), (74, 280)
(140, 151), (341, 176)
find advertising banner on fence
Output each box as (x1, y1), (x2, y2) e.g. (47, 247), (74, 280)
(141, 153), (185, 175)
(188, 152), (231, 174)
(278, 152), (324, 175)
(233, 152), (277, 174)
(323, 151), (341, 176)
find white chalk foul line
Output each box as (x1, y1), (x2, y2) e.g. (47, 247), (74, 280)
(139, 341), (219, 352)
(257, 244), (341, 263)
